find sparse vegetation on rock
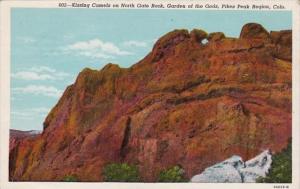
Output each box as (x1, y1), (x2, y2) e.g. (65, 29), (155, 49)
(63, 175), (78, 182)
(103, 163), (140, 182)
(158, 166), (186, 182)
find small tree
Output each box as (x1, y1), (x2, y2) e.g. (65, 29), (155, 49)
(158, 165), (187, 182)
(103, 163), (140, 182)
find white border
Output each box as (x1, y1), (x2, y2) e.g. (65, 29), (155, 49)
(0, 0), (299, 189)
(292, 0), (300, 186)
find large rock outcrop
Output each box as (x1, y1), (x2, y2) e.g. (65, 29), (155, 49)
(9, 23), (292, 182)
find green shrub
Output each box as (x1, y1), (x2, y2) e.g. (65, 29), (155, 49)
(103, 163), (140, 182)
(158, 165), (187, 182)
(257, 139), (292, 183)
(63, 175), (78, 182)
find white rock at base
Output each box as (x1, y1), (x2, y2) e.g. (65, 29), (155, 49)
(240, 150), (272, 182)
(190, 150), (272, 183)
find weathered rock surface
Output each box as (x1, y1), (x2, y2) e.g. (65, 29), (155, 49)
(9, 23), (292, 182)
(9, 129), (41, 152)
(190, 150), (272, 183)
(240, 23), (271, 40)
(270, 30), (292, 61)
(190, 29), (208, 43)
(207, 32), (225, 42)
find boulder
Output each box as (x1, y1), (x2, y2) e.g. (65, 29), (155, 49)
(240, 150), (272, 182)
(151, 29), (190, 62)
(240, 23), (270, 40)
(207, 32), (225, 42)
(190, 150), (272, 183)
(190, 29), (208, 43)
(190, 156), (244, 183)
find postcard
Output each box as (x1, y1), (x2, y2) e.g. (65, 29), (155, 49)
(0, 0), (299, 189)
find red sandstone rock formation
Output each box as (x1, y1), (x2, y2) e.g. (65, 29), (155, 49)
(9, 23), (292, 182)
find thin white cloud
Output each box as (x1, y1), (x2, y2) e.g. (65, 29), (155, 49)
(12, 107), (51, 121)
(64, 38), (132, 59)
(12, 66), (69, 81)
(123, 40), (148, 48)
(31, 107), (51, 114)
(12, 112), (37, 120)
(12, 85), (62, 98)
(30, 66), (56, 73)
(12, 71), (54, 80)
(63, 33), (75, 40)
(11, 111), (33, 118)
(17, 36), (36, 44)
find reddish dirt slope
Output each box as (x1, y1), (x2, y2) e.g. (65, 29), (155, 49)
(9, 23), (292, 182)
(9, 129), (40, 152)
